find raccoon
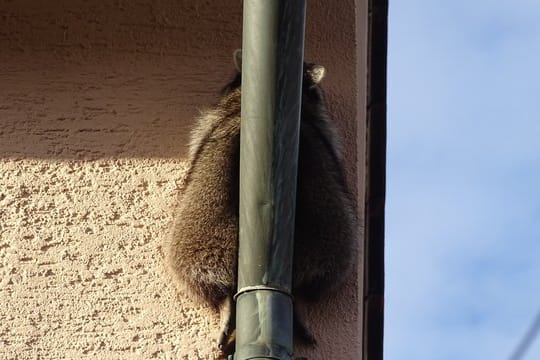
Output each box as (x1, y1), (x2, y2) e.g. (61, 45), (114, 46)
(166, 50), (357, 355)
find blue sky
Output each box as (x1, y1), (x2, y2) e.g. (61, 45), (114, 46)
(386, 1), (540, 359)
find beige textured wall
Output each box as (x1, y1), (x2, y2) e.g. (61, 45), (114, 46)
(0, 1), (366, 358)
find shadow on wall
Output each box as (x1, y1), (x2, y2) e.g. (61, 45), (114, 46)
(0, 0), (244, 160)
(0, 56), (231, 160)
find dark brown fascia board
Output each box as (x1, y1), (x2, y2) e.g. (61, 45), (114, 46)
(363, 0), (388, 359)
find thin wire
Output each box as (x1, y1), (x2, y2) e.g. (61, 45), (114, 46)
(508, 307), (540, 360)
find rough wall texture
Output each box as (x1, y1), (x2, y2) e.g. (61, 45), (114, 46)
(0, 0), (366, 358)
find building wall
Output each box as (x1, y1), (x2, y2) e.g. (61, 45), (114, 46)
(0, 1), (367, 358)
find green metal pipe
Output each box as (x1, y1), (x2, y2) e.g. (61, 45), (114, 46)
(234, 0), (306, 359)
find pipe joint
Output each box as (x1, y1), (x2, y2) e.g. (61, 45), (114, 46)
(234, 285), (293, 302)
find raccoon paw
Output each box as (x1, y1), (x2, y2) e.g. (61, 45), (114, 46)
(294, 305), (317, 346)
(217, 295), (236, 355)
(218, 328), (236, 355)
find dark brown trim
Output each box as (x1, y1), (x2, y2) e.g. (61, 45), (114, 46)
(363, 0), (388, 359)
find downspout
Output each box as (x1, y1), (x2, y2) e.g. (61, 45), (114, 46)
(234, 1), (306, 359)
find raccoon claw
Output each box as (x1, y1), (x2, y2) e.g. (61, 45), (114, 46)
(217, 332), (227, 350)
(218, 329), (236, 356)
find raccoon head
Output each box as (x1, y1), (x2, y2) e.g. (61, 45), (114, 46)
(222, 49), (326, 100)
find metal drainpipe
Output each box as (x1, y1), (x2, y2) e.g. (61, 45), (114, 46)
(233, 1), (306, 359)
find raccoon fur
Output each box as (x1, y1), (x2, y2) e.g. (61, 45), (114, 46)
(166, 51), (357, 355)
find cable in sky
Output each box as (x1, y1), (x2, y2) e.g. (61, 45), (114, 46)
(508, 306), (540, 360)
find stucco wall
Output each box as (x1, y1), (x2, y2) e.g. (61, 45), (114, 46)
(0, 1), (366, 358)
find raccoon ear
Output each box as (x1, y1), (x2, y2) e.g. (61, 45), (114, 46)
(233, 49), (242, 72)
(307, 64), (326, 84)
